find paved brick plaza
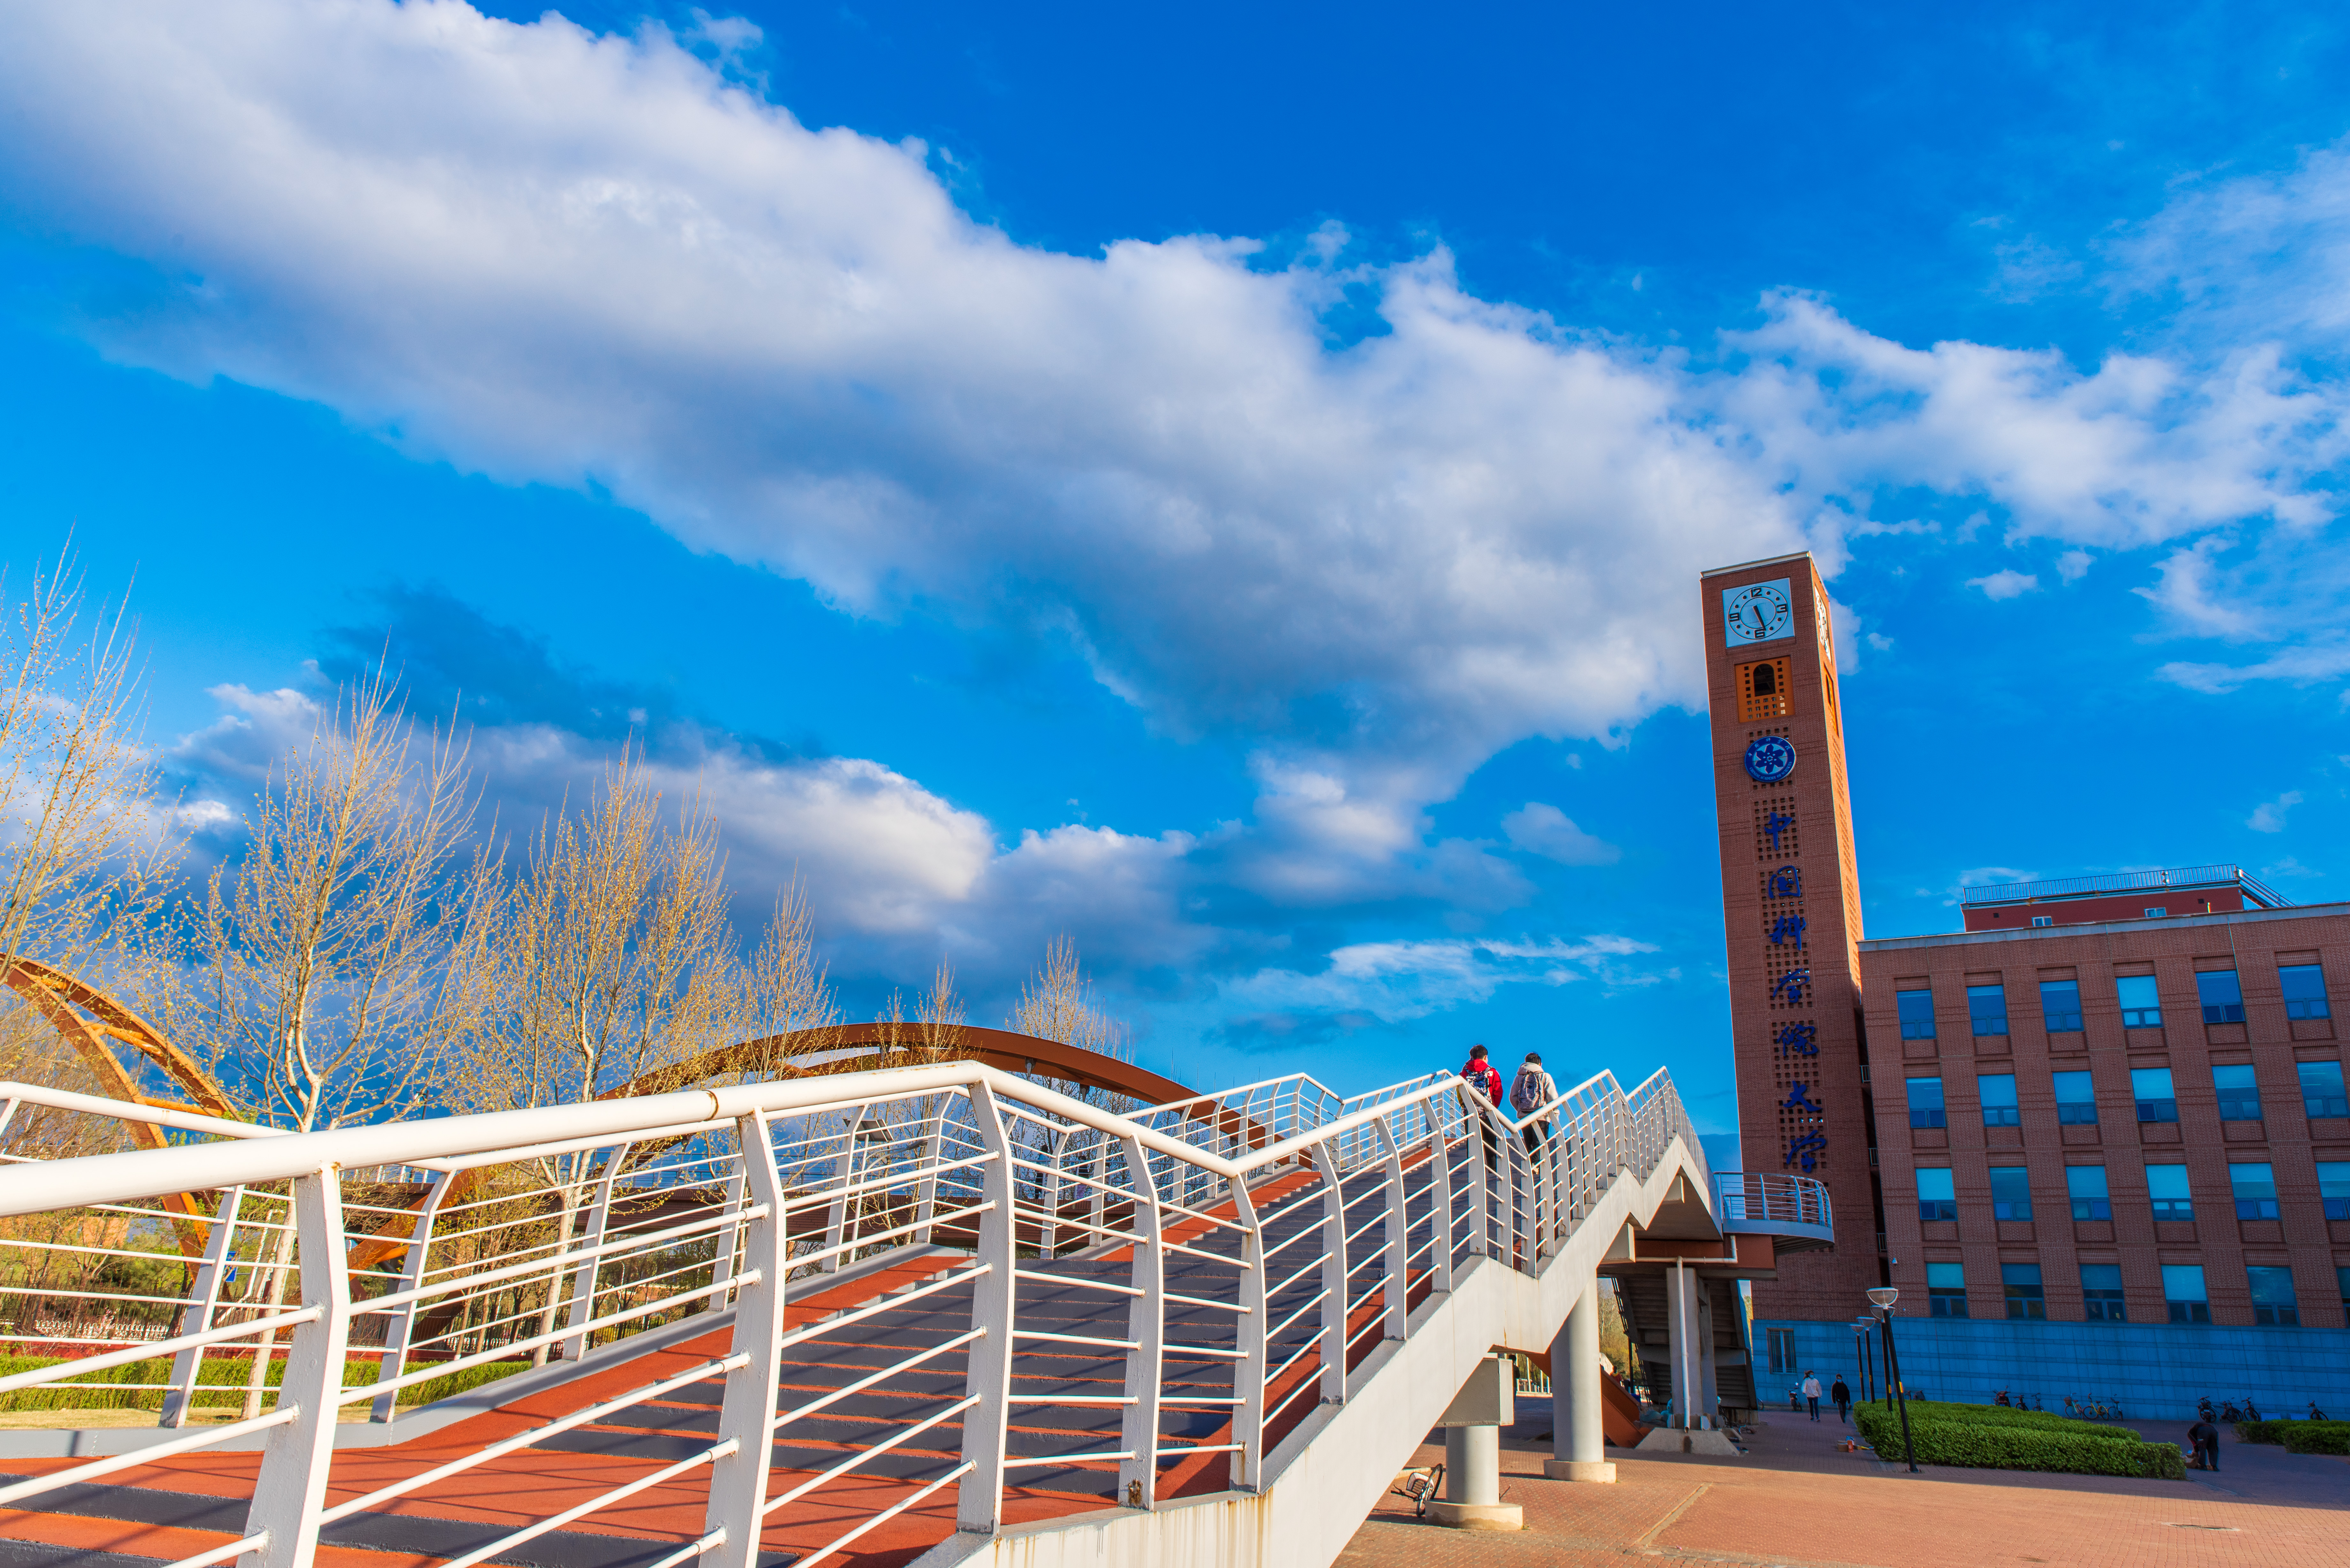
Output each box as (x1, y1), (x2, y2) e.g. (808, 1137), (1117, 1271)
(1337, 1402), (2350, 1568)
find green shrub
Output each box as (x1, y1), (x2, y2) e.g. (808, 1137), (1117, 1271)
(2278, 1421), (2350, 1456)
(1854, 1401), (2184, 1479)
(2234, 1419), (2285, 1445)
(0, 1353), (526, 1414)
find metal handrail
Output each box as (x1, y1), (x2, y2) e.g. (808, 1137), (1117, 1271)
(0, 1053), (1724, 1568)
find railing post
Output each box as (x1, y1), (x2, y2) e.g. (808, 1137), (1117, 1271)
(561, 1144), (629, 1362)
(1313, 1144), (1348, 1404)
(1465, 1087), (1490, 1260)
(1374, 1117), (1408, 1341)
(1115, 1133), (1164, 1509)
(1428, 1101), (1456, 1293)
(368, 1173), (448, 1423)
(1228, 1174), (1266, 1493)
(244, 1166), (351, 1568)
(706, 1111), (788, 1568)
(706, 1158), (749, 1315)
(912, 1103), (943, 1244)
(820, 1109), (867, 1273)
(162, 1185), (244, 1428)
(955, 1082), (1016, 1536)
(1038, 1127), (1066, 1260)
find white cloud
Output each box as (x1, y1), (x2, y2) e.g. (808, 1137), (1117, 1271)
(0, 0), (2342, 865)
(1223, 934), (1659, 1023)
(2247, 790), (2302, 833)
(1967, 569), (2039, 601)
(1500, 802), (1619, 865)
(2262, 854), (2322, 880)
(2057, 549), (2094, 583)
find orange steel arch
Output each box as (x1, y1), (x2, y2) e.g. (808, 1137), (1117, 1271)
(0, 955), (246, 1247)
(599, 1022), (1200, 1108)
(0, 955), (242, 1130)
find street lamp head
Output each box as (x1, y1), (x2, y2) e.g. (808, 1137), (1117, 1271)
(1867, 1287), (1898, 1308)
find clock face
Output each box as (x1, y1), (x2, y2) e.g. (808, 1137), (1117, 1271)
(1744, 735), (1797, 783)
(1722, 578), (1795, 646)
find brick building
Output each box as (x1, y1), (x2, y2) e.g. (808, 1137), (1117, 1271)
(1701, 552), (2350, 1416)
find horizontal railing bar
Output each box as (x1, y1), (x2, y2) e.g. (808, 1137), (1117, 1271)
(361, 1204), (768, 1314)
(429, 1440), (740, 1568)
(786, 1461), (973, 1568)
(324, 1352), (753, 1521)
(761, 1397), (981, 1515)
(0, 1406), (297, 1511)
(775, 1329), (984, 1428)
(773, 1264), (989, 1356)
(0, 1307), (323, 1397)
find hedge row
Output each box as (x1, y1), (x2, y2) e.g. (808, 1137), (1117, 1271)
(1877, 1402), (2142, 1443)
(2235, 1418), (2350, 1452)
(1853, 1402), (2186, 1479)
(0, 1353), (526, 1414)
(2279, 1422), (2350, 1456)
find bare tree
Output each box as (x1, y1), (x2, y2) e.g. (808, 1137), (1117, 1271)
(732, 878), (839, 1078)
(0, 549), (174, 1097)
(160, 673), (486, 1135)
(445, 752), (738, 1361)
(1012, 935), (1128, 1064)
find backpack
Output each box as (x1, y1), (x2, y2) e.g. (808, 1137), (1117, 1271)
(1510, 1064), (1548, 1116)
(1461, 1061), (1502, 1103)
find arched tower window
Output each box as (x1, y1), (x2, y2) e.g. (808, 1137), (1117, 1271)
(1738, 657), (1791, 722)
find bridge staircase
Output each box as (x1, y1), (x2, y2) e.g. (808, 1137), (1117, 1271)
(0, 1059), (1826, 1568)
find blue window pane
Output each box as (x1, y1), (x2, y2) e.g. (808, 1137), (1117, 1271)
(2248, 1266), (2299, 1327)
(2052, 1070), (2097, 1125)
(2339, 1266), (2350, 1307)
(1978, 1073), (2019, 1127)
(1927, 1261), (1967, 1318)
(2081, 1262), (2126, 1322)
(2319, 1162), (2350, 1222)
(2131, 1066), (2177, 1123)
(2301, 1061), (2349, 1119)
(1907, 1076), (1946, 1129)
(2196, 969), (2246, 1024)
(1898, 989), (1937, 1040)
(1916, 1166), (1956, 1222)
(2116, 974), (2162, 1029)
(2281, 963), (2331, 1021)
(2002, 1263), (2046, 1320)
(1968, 983), (2010, 1037)
(2066, 1165), (2111, 1220)
(2146, 1164), (2194, 1222)
(2230, 1163), (2279, 1220)
(2213, 1063), (2263, 1121)
(2163, 1264), (2209, 1324)
(1988, 1166), (2032, 1221)
(2039, 978), (2084, 1032)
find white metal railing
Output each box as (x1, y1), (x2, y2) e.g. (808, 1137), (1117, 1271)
(1712, 1171), (1834, 1231)
(0, 1057), (1730, 1568)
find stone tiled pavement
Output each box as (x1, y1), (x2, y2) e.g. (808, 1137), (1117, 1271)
(1337, 1398), (2350, 1568)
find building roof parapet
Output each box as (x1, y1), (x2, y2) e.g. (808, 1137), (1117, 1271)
(1859, 898), (2350, 953)
(1958, 863), (2289, 910)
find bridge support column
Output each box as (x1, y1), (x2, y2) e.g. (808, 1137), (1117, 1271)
(1429, 1356), (1522, 1531)
(1543, 1276), (1615, 1482)
(1667, 1261), (1708, 1429)
(1698, 1281), (1720, 1425)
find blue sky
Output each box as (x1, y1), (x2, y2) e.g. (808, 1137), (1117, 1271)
(2, 1), (2346, 1158)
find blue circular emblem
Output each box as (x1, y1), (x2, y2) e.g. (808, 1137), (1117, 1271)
(1744, 736), (1797, 783)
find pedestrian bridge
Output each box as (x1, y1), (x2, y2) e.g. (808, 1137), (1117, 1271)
(0, 1050), (1827, 1568)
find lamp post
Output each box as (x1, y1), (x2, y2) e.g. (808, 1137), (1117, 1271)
(1867, 1287), (1917, 1473)
(1849, 1317), (1873, 1404)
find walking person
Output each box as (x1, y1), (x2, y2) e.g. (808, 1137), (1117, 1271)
(1830, 1373), (1851, 1424)
(2187, 1414), (2220, 1472)
(1459, 1044), (1504, 1172)
(1801, 1370), (1823, 1422)
(1509, 1051), (1558, 1154)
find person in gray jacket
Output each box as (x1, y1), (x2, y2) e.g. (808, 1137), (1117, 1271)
(1510, 1052), (1559, 1153)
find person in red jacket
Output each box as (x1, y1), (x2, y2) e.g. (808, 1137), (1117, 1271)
(1461, 1044), (1504, 1172)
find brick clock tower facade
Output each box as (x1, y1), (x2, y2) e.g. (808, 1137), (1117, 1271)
(1701, 553), (1885, 1322)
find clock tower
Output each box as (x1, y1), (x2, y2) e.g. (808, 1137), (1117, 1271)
(1700, 553), (1884, 1322)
